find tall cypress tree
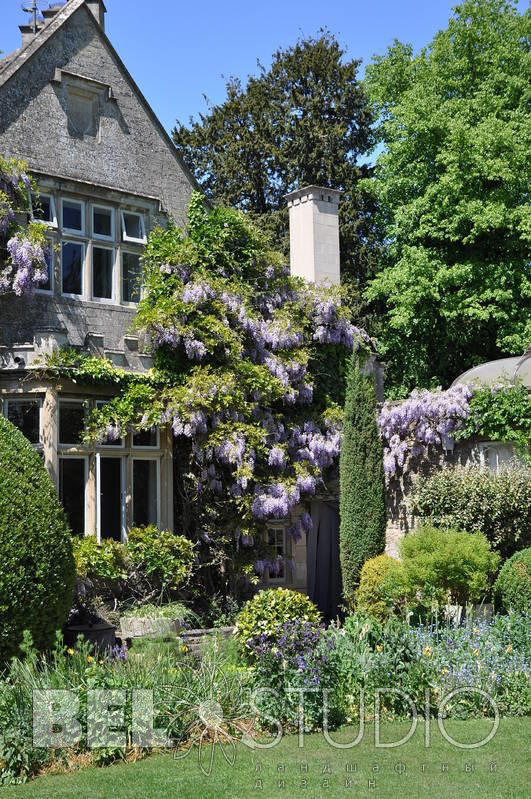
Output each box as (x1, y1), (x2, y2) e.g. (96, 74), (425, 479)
(339, 357), (386, 603)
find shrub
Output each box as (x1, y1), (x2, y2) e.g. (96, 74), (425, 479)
(73, 535), (127, 582)
(126, 526), (194, 593)
(356, 554), (405, 620)
(412, 464), (531, 559)
(0, 417), (75, 662)
(493, 548), (531, 613)
(235, 588), (321, 659)
(339, 357), (386, 603)
(399, 525), (500, 608)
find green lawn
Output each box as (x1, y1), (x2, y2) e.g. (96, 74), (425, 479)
(2, 718), (530, 799)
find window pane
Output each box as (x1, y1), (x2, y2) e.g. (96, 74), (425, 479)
(7, 400), (40, 444)
(60, 458), (86, 537)
(93, 247), (113, 299)
(40, 243), (52, 291)
(63, 200), (83, 231)
(93, 207), (112, 238)
(267, 528), (285, 579)
(133, 459), (158, 527)
(100, 457), (123, 541)
(59, 402), (85, 445)
(33, 194), (53, 223)
(123, 212), (143, 240)
(133, 428), (158, 447)
(122, 252), (142, 303)
(62, 242), (83, 295)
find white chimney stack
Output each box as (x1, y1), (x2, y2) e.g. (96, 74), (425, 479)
(286, 186), (342, 285)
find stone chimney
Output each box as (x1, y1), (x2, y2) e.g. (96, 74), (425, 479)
(85, 0), (106, 29)
(285, 186), (342, 285)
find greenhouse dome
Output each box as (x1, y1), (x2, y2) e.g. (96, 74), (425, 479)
(452, 350), (531, 389)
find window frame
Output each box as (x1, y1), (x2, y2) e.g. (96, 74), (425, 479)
(132, 427), (160, 450)
(91, 204), (115, 242)
(61, 239), (85, 299)
(121, 249), (143, 305)
(61, 197), (85, 236)
(59, 454), (89, 537)
(132, 455), (161, 530)
(91, 244), (116, 304)
(265, 525), (288, 584)
(58, 398), (87, 448)
(30, 192), (58, 228)
(95, 400), (126, 448)
(3, 396), (43, 448)
(120, 210), (147, 245)
(35, 236), (54, 295)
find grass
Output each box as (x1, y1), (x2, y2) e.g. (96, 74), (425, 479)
(2, 718), (529, 798)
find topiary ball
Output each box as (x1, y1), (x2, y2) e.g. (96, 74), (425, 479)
(493, 548), (531, 614)
(235, 588), (321, 661)
(356, 553), (405, 620)
(0, 417), (75, 661)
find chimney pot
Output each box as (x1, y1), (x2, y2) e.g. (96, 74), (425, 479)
(85, 0), (106, 30)
(285, 185), (342, 285)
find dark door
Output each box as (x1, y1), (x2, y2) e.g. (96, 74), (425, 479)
(307, 500), (343, 620)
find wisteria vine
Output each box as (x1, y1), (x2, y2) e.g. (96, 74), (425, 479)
(0, 156), (49, 296)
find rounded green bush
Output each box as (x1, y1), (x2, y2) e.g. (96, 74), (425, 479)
(356, 554), (405, 620)
(235, 588), (321, 659)
(493, 548), (531, 613)
(0, 417), (75, 661)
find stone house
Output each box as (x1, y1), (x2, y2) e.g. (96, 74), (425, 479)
(0, 0), (195, 540)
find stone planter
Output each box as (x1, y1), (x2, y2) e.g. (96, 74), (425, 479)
(120, 616), (181, 640)
(64, 622), (116, 653)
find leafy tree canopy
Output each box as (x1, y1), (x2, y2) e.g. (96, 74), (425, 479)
(364, 0), (530, 396)
(173, 31), (380, 289)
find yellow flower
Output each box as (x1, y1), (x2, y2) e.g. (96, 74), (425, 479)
(180, 645), (189, 654)
(66, 648), (74, 656)
(423, 646), (432, 658)
(441, 667), (449, 676)
(473, 648), (479, 657)
(98, 660), (104, 666)
(376, 644), (383, 653)
(87, 655), (93, 663)
(506, 644), (513, 654)
(472, 627), (479, 635)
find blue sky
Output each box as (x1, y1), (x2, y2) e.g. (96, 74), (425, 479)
(0, 0), (524, 137)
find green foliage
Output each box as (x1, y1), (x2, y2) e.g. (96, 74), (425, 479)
(412, 464), (531, 559)
(173, 31), (379, 286)
(0, 418), (75, 662)
(235, 588), (321, 659)
(455, 384), (531, 457)
(73, 535), (127, 581)
(399, 525), (500, 608)
(127, 526), (194, 593)
(339, 358), (386, 601)
(364, 0), (531, 394)
(493, 548), (531, 613)
(356, 554), (405, 620)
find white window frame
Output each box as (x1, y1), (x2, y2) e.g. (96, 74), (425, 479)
(3, 396), (43, 447)
(478, 441), (516, 473)
(91, 244), (115, 304)
(59, 454), (89, 537)
(35, 237), (54, 295)
(120, 209), (147, 244)
(96, 453), (126, 543)
(132, 427), (160, 449)
(132, 456), (161, 529)
(61, 197), (85, 236)
(92, 204), (115, 242)
(30, 192), (57, 228)
(266, 526), (287, 584)
(121, 249), (143, 305)
(58, 398), (87, 448)
(61, 240), (85, 299)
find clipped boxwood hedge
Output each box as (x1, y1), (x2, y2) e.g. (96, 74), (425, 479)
(0, 417), (75, 661)
(493, 548), (531, 613)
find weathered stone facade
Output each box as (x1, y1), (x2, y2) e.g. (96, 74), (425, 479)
(0, 0), (196, 541)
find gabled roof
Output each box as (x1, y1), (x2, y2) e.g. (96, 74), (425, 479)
(0, 0), (198, 191)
